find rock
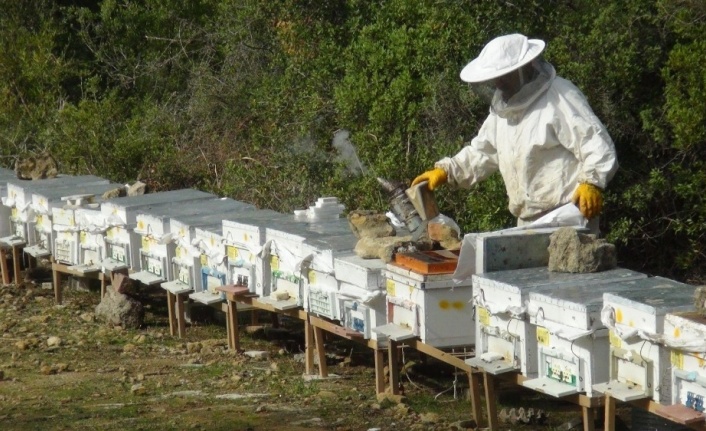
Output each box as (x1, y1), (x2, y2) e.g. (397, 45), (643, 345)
(427, 220), (462, 250)
(46, 336), (62, 347)
(130, 383), (147, 395)
(449, 419), (477, 429)
(40, 365), (55, 375)
(354, 236), (434, 262)
(101, 186), (127, 200)
(127, 181), (147, 196)
(15, 340), (29, 351)
(15, 153), (58, 180)
(244, 350), (269, 360)
(419, 412), (440, 424)
(80, 312), (95, 323)
(348, 210), (396, 239)
(94, 286), (144, 329)
(186, 342), (202, 354)
(111, 271), (135, 296)
(376, 392), (408, 405)
(547, 227), (617, 273)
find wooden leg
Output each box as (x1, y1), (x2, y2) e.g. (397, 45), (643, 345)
(483, 372), (498, 431)
(226, 300), (239, 351)
(313, 325), (328, 377)
(270, 312), (279, 328)
(374, 348), (386, 394)
(53, 267), (62, 304)
(304, 317), (315, 375)
(100, 273), (106, 298)
(12, 246), (22, 285)
(166, 292), (176, 336)
(175, 293), (187, 338)
(583, 407), (596, 431)
(469, 371), (484, 428)
(388, 340), (400, 395)
(0, 248), (9, 285)
(604, 395), (616, 431)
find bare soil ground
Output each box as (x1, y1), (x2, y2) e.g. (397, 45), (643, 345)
(0, 280), (629, 431)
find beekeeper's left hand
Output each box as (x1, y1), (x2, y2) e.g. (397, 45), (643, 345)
(572, 183), (603, 219)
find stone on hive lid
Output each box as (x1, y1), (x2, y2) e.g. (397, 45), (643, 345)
(547, 226), (616, 273)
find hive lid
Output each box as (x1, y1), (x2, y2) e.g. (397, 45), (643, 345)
(393, 249), (460, 274)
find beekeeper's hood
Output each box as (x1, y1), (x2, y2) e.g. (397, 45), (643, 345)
(460, 34), (545, 83)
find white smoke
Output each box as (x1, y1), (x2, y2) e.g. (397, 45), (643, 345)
(332, 129), (367, 176)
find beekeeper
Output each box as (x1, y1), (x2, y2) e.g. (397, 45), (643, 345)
(412, 33), (618, 229)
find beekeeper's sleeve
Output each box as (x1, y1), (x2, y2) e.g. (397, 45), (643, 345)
(434, 115), (500, 189)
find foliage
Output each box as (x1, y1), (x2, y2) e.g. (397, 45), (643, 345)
(1, 0), (706, 281)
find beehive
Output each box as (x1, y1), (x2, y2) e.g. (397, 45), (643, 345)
(99, 189), (216, 272)
(664, 312), (706, 417)
(130, 198), (254, 286)
(0, 167), (18, 238)
(27, 182), (123, 259)
(522, 276), (657, 397)
(221, 210), (298, 297)
(334, 253), (387, 340)
(377, 262), (474, 348)
(1, 175), (108, 246)
(468, 267), (646, 377)
(593, 277), (696, 403)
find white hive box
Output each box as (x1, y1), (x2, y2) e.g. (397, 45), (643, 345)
(664, 312), (706, 416)
(592, 278), (696, 403)
(376, 263), (475, 348)
(155, 201), (257, 295)
(26, 182), (124, 259)
(1, 175), (108, 247)
(0, 167), (17, 238)
(302, 228), (358, 320)
(468, 267), (646, 377)
(130, 198), (255, 286)
(99, 189), (216, 272)
(51, 188), (126, 267)
(334, 254), (387, 340)
(65, 205), (113, 272)
(221, 210), (294, 297)
(522, 276), (658, 398)
(262, 219), (312, 310)
(189, 224), (229, 305)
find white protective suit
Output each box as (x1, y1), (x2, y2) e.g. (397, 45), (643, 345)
(435, 60), (618, 222)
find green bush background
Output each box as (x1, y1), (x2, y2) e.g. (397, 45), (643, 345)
(1, 0), (705, 282)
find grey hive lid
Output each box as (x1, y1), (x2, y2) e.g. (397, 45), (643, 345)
(32, 182), (123, 201)
(7, 175), (109, 191)
(475, 267), (646, 294)
(138, 197), (255, 220)
(102, 189), (216, 210)
(603, 277), (697, 315)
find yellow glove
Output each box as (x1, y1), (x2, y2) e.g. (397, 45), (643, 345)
(411, 168), (448, 191)
(572, 183), (603, 219)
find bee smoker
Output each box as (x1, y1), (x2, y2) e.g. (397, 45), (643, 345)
(377, 177), (439, 239)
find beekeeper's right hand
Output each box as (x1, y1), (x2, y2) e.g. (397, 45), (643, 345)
(412, 168), (448, 191)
